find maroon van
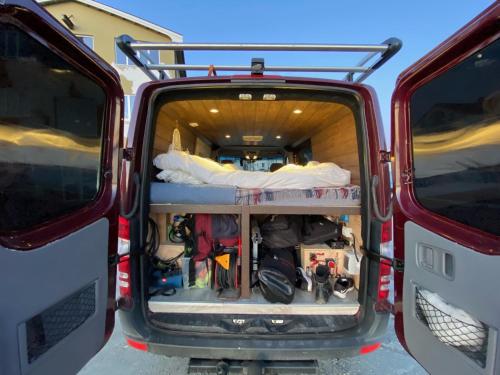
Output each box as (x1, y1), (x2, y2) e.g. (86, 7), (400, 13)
(0, 1), (498, 374)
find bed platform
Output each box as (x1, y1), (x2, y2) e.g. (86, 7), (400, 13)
(150, 182), (361, 207)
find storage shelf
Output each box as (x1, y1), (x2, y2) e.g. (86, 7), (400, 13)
(150, 202), (361, 299)
(248, 205), (361, 215)
(149, 288), (360, 316)
(150, 203), (242, 214)
(150, 203), (361, 215)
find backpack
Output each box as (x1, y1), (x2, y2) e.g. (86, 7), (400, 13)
(190, 214), (239, 261)
(260, 215), (302, 249)
(302, 216), (341, 245)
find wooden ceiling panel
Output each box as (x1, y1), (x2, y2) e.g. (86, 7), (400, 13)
(157, 98), (353, 148)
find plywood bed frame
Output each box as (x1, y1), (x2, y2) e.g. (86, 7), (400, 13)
(151, 203), (361, 299)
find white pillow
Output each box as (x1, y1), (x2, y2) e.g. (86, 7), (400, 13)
(156, 169), (203, 185)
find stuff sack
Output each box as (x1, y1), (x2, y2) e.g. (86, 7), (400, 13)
(258, 248), (296, 304)
(192, 214), (239, 261)
(261, 215), (302, 249)
(302, 216), (340, 245)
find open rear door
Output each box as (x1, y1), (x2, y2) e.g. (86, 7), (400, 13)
(0, 1), (122, 374)
(392, 3), (500, 375)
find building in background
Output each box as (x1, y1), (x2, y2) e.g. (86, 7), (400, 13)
(39, 0), (182, 133)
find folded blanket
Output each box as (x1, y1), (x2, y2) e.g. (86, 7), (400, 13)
(154, 150), (350, 189)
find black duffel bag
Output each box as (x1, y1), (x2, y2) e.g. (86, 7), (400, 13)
(261, 215), (302, 249)
(302, 216), (341, 245)
(258, 248), (296, 304)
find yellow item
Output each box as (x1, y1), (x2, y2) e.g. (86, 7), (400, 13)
(215, 254), (231, 270)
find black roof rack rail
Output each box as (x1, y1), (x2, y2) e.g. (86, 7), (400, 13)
(115, 35), (402, 83)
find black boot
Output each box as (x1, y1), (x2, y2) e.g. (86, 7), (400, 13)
(314, 265), (332, 304)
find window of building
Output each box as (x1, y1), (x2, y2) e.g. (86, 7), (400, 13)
(0, 24), (106, 232)
(124, 95), (136, 120)
(410, 38), (500, 235)
(76, 35), (94, 50)
(115, 43), (159, 66)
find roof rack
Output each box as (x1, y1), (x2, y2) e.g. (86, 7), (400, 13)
(115, 35), (402, 83)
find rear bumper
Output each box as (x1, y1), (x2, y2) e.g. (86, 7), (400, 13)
(143, 335), (383, 361)
(119, 309), (390, 360)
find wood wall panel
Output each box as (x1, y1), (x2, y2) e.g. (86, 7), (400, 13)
(153, 111), (198, 158)
(311, 109), (360, 185)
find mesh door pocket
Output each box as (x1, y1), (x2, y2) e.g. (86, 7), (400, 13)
(415, 288), (488, 367)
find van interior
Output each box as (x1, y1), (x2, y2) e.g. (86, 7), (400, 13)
(142, 87), (372, 334)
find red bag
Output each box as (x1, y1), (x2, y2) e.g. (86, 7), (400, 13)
(192, 214), (239, 261)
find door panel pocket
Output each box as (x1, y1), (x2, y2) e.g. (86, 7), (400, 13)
(25, 282), (97, 363)
(415, 287), (488, 368)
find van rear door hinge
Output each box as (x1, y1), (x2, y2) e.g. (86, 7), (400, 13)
(379, 150), (392, 163)
(401, 168), (413, 184)
(122, 147), (134, 161)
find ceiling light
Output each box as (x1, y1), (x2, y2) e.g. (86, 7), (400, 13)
(293, 109), (302, 114)
(245, 155), (250, 160)
(225, 134), (231, 139)
(252, 155), (258, 160)
(239, 93), (252, 100)
(242, 135), (263, 142)
(263, 94), (276, 101)
(275, 135), (281, 139)
(189, 122), (199, 128)
(209, 108), (219, 113)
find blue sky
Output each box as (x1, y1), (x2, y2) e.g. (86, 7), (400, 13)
(102, 0), (493, 140)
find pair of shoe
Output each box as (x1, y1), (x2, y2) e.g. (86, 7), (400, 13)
(314, 265), (354, 304)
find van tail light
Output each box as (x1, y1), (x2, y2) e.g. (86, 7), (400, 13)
(118, 216), (130, 255)
(117, 216), (132, 307)
(126, 338), (148, 352)
(118, 255), (131, 298)
(378, 260), (392, 301)
(376, 219), (393, 309)
(359, 342), (381, 355)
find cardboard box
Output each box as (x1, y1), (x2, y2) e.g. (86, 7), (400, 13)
(348, 273), (361, 290)
(299, 243), (352, 276)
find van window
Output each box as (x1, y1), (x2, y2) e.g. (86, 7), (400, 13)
(410, 38), (500, 235)
(0, 24), (106, 232)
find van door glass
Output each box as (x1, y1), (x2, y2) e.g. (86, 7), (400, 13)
(410, 38), (500, 235)
(0, 24), (106, 232)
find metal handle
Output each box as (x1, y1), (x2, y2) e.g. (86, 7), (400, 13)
(371, 175), (393, 222)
